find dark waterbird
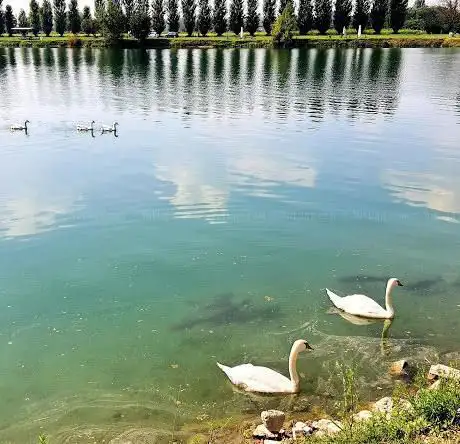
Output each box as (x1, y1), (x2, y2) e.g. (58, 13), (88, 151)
(172, 292), (281, 331)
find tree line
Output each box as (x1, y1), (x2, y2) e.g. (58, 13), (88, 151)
(0, 0), (458, 42)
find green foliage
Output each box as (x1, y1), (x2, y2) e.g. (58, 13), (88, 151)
(53, 0), (66, 36)
(104, 0), (125, 42)
(352, 0), (369, 31)
(197, 0), (212, 35)
(390, 0), (408, 33)
(130, 1), (150, 40)
(68, 0), (81, 34)
(181, 0), (196, 36)
(413, 379), (460, 427)
(272, 0), (296, 44)
(245, 0), (259, 36)
(370, 0), (387, 34)
(167, 0), (179, 31)
(122, 0), (135, 31)
(4, 3), (14, 35)
(229, 0), (244, 35)
(315, 0), (332, 34)
(0, 0), (4, 36)
(18, 8), (29, 27)
(333, 0), (352, 33)
(93, 0), (105, 34)
(152, 0), (165, 34)
(278, 0), (288, 16)
(262, 0), (275, 34)
(81, 6), (93, 35)
(38, 434), (48, 444)
(41, 0), (53, 35)
(418, 6), (445, 33)
(414, 0), (425, 7)
(336, 362), (358, 416)
(29, 0), (40, 35)
(212, 0), (226, 35)
(297, 0), (314, 34)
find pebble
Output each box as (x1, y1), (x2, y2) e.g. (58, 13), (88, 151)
(253, 424), (277, 439)
(311, 419), (342, 436)
(353, 410), (373, 422)
(261, 409), (285, 433)
(373, 396), (393, 416)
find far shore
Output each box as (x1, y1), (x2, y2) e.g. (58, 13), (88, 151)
(1, 32), (460, 49)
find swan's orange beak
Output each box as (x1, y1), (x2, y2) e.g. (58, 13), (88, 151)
(397, 280), (403, 286)
(305, 342), (314, 350)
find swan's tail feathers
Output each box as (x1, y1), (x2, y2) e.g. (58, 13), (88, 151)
(326, 288), (343, 309)
(216, 362), (230, 373)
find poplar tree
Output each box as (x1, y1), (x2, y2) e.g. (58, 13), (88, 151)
(297, 0), (314, 34)
(94, 0), (105, 34)
(5, 4), (14, 35)
(278, 0), (288, 15)
(18, 9), (29, 27)
(53, 0), (67, 36)
(104, 0), (124, 41)
(229, 0), (244, 34)
(41, 0), (53, 35)
(333, 0), (352, 33)
(166, 0), (179, 31)
(370, 0), (387, 33)
(352, 0), (369, 31)
(181, 0), (196, 35)
(152, 0), (165, 34)
(122, 0), (135, 30)
(5, 3), (14, 35)
(81, 5), (93, 35)
(245, 0), (259, 35)
(0, 0), (4, 35)
(197, 0), (212, 35)
(29, 0), (41, 35)
(213, 0), (227, 35)
(262, 0), (276, 34)
(315, 0), (332, 34)
(68, 0), (81, 33)
(130, 0), (151, 40)
(390, 0), (408, 33)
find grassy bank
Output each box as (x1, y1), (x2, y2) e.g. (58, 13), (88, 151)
(182, 364), (460, 444)
(1, 32), (460, 49)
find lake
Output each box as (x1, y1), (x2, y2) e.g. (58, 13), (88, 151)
(0, 47), (460, 442)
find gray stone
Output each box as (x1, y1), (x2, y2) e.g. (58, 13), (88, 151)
(389, 360), (409, 377)
(292, 421), (314, 440)
(311, 419), (342, 436)
(253, 424), (277, 439)
(373, 397), (393, 415)
(353, 410), (373, 422)
(261, 409), (285, 433)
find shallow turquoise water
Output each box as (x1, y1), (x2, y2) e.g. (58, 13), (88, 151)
(1, 47), (460, 442)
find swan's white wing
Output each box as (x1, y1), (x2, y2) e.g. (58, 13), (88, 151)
(218, 363), (293, 393)
(336, 294), (388, 318)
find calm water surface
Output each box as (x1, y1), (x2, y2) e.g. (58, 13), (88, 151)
(1, 47), (460, 442)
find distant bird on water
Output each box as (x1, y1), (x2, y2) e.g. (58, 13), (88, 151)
(101, 122), (119, 134)
(77, 120), (95, 132)
(11, 120), (29, 131)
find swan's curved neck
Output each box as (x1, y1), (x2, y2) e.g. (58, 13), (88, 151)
(288, 344), (301, 391)
(385, 281), (395, 317)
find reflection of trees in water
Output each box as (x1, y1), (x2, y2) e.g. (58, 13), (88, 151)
(0, 47), (404, 121)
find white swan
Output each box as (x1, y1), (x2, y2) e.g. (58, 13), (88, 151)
(101, 122), (118, 133)
(77, 120), (95, 131)
(11, 120), (29, 131)
(216, 339), (313, 394)
(326, 277), (403, 319)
